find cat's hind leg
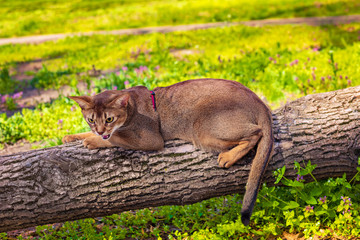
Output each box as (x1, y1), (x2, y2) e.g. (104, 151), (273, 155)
(196, 122), (262, 168)
(217, 131), (262, 168)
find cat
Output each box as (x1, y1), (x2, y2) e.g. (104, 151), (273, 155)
(63, 78), (273, 225)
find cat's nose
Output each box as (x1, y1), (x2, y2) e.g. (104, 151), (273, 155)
(97, 131), (104, 135)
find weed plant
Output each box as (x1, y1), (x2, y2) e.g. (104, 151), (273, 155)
(0, 97), (88, 145)
(0, 68), (17, 94)
(30, 65), (77, 90)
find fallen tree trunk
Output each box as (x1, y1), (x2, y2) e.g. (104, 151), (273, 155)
(1, 86), (360, 232)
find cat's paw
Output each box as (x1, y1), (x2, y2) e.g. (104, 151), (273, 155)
(84, 137), (101, 149)
(217, 152), (236, 168)
(62, 134), (80, 143)
(83, 136), (111, 149)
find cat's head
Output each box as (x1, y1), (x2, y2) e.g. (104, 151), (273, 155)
(69, 91), (130, 140)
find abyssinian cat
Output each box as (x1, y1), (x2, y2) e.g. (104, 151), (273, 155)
(63, 78), (273, 225)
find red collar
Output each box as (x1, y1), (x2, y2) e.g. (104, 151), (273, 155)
(150, 91), (157, 111)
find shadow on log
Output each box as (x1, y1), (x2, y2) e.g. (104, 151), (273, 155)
(1, 86), (360, 232)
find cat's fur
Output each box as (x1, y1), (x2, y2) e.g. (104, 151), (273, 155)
(63, 78), (273, 225)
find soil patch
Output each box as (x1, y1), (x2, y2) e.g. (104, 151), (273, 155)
(0, 140), (44, 156)
(0, 81), (89, 117)
(14, 59), (44, 81)
(170, 49), (200, 60)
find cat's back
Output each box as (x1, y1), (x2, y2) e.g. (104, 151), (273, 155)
(159, 78), (244, 95)
(155, 79), (270, 140)
(155, 78), (265, 111)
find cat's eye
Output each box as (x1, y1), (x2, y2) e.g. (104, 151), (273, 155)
(88, 118), (95, 124)
(106, 117), (114, 123)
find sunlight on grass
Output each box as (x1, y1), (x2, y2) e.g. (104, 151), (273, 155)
(0, 0), (359, 37)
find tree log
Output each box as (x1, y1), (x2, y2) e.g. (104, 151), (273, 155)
(1, 86), (360, 232)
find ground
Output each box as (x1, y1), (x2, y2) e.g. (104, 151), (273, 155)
(1, 14), (360, 156)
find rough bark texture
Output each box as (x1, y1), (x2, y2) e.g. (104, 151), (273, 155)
(1, 86), (360, 232)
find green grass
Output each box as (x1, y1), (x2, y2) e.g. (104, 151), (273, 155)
(2, 23), (360, 144)
(1, 22), (360, 104)
(0, 97), (88, 144)
(0, 0), (360, 37)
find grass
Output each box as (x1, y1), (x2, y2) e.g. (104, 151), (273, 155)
(0, 97), (88, 144)
(2, 23), (360, 143)
(1, 22), (360, 105)
(1, 2), (360, 238)
(0, 0), (360, 37)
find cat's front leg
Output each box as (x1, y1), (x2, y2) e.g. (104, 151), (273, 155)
(83, 136), (113, 149)
(63, 132), (113, 149)
(62, 132), (97, 143)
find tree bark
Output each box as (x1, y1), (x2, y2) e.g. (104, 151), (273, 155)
(1, 86), (360, 232)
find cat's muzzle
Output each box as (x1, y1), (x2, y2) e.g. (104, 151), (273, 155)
(102, 135), (110, 140)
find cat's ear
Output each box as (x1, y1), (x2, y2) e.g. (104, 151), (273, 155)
(69, 96), (93, 110)
(107, 94), (130, 108)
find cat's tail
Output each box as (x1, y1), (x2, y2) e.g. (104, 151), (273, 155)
(240, 111), (273, 226)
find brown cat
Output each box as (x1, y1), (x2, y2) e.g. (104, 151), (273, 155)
(63, 78), (273, 225)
